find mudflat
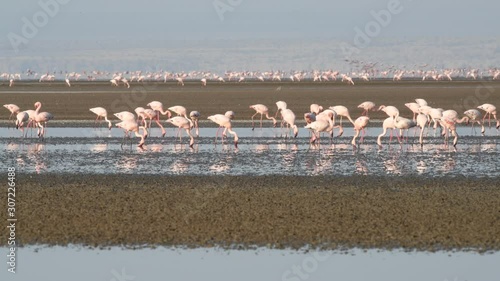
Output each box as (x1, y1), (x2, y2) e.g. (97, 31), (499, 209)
(1, 80), (499, 121)
(4, 174), (499, 251)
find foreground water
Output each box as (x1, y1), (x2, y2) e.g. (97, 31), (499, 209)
(1, 247), (498, 281)
(1, 127), (499, 177)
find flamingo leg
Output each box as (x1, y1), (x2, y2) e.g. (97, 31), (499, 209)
(250, 112), (259, 130)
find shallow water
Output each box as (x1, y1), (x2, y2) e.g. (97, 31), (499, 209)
(1, 247), (498, 281)
(1, 127), (499, 177)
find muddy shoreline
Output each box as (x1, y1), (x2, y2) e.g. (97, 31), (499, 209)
(3, 174), (499, 251)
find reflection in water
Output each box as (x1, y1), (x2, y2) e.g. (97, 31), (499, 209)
(0, 132), (499, 177)
(91, 144), (108, 153)
(171, 159), (189, 173)
(254, 144), (269, 153)
(115, 155), (138, 172)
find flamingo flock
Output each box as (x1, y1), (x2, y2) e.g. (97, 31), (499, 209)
(3, 66), (500, 88)
(3, 99), (499, 149)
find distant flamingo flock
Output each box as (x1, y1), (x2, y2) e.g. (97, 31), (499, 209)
(2, 65), (500, 87)
(3, 99), (499, 149)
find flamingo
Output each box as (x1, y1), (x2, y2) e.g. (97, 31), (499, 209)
(168, 105), (188, 118)
(249, 104), (277, 130)
(15, 112), (29, 137)
(378, 105), (400, 120)
(405, 102), (420, 121)
(352, 116), (370, 147)
(114, 111), (136, 121)
(65, 78), (71, 87)
(201, 78), (207, 86)
(415, 99), (428, 107)
(9, 79), (14, 87)
(135, 107), (146, 126)
(207, 114), (238, 148)
(176, 77), (184, 86)
(34, 102), (54, 139)
(110, 79), (119, 86)
(329, 105), (355, 136)
(439, 117), (465, 147)
(3, 104), (20, 121)
(310, 104), (323, 115)
(143, 109), (166, 137)
(166, 116), (195, 148)
(115, 120), (148, 148)
(416, 113), (428, 147)
(316, 109), (339, 139)
(280, 109), (298, 138)
(463, 109), (485, 135)
(477, 104), (498, 129)
(189, 111), (201, 137)
(147, 101), (172, 118)
(275, 101), (287, 119)
(394, 117), (416, 144)
(377, 117), (396, 148)
(305, 117), (333, 145)
(89, 107), (112, 130)
(358, 101), (376, 116)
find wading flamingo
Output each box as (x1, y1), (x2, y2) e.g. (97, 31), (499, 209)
(280, 109), (298, 138)
(34, 102), (54, 139)
(310, 104), (323, 115)
(116, 120), (148, 148)
(208, 114), (239, 148)
(358, 101), (376, 116)
(378, 105), (400, 120)
(89, 107), (112, 130)
(352, 116), (370, 147)
(143, 109), (166, 137)
(3, 104), (20, 121)
(147, 101), (172, 118)
(305, 117), (333, 145)
(377, 117), (396, 148)
(249, 104), (277, 130)
(166, 116), (195, 147)
(477, 104), (498, 129)
(329, 105), (355, 136)
(189, 111), (201, 137)
(415, 99), (428, 107)
(416, 113), (429, 147)
(463, 109), (485, 135)
(394, 117), (416, 144)
(405, 102), (420, 121)
(15, 111), (29, 137)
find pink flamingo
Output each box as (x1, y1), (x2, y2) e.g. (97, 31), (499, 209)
(3, 104), (20, 121)
(305, 117), (332, 145)
(34, 102), (54, 139)
(116, 120), (148, 148)
(208, 114), (239, 148)
(189, 111), (201, 137)
(405, 102), (420, 121)
(280, 109), (298, 138)
(147, 101), (172, 118)
(358, 101), (376, 116)
(463, 109), (485, 135)
(143, 109), (166, 137)
(394, 117), (416, 144)
(89, 107), (112, 130)
(415, 99), (428, 107)
(377, 117), (396, 148)
(328, 105), (355, 136)
(114, 111), (136, 121)
(352, 116), (369, 147)
(310, 104), (323, 115)
(378, 105), (400, 120)
(275, 101), (287, 118)
(15, 111), (29, 137)
(249, 104), (277, 130)
(135, 107), (146, 126)
(168, 105), (188, 118)
(416, 113), (429, 147)
(477, 104), (498, 129)
(166, 116), (195, 148)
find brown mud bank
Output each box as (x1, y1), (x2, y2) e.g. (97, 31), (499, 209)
(2, 174), (499, 251)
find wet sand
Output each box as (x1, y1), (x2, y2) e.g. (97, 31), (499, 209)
(3, 174), (499, 251)
(2, 80), (500, 121)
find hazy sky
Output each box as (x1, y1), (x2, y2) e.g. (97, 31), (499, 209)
(1, 0), (497, 43)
